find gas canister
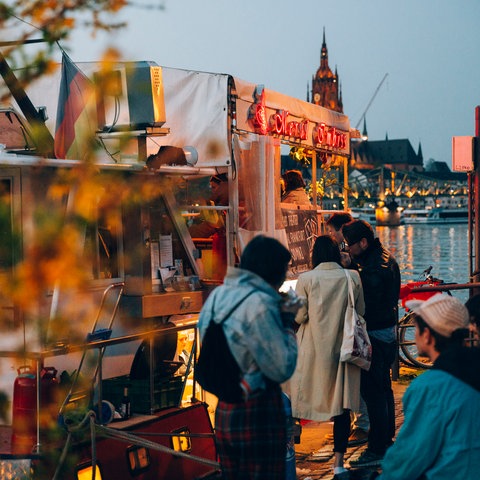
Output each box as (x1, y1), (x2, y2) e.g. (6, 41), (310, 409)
(11, 365), (58, 454)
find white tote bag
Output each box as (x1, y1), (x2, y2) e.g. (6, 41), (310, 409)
(340, 270), (372, 371)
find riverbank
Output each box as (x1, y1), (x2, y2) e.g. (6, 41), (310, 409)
(294, 369), (418, 480)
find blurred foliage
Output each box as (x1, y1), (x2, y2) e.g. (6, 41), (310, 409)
(0, 0), (166, 104)
(0, 0), (135, 99)
(0, 0), (171, 440)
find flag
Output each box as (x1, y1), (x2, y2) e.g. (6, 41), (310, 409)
(54, 52), (96, 160)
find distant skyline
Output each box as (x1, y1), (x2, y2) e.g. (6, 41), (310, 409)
(60, 0), (480, 168)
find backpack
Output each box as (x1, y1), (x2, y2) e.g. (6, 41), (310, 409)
(196, 290), (255, 403)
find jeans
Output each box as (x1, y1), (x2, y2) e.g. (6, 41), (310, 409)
(360, 337), (397, 455)
(351, 396), (370, 432)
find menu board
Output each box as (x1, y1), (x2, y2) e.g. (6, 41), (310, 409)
(282, 208), (318, 276)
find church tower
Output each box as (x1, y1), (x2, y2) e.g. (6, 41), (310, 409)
(310, 28), (343, 113)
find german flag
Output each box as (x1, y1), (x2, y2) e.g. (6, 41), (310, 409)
(54, 52), (96, 160)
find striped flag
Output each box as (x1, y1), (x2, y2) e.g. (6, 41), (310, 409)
(54, 52), (96, 160)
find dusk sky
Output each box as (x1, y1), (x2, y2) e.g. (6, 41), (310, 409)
(65, 0), (480, 168)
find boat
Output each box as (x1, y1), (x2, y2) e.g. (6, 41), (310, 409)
(350, 207), (377, 225)
(350, 205), (404, 227)
(402, 207), (469, 224)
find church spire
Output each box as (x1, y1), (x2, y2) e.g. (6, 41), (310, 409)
(320, 27), (328, 70)
(362, 117), (368, 140)
(417, 142), (423, 162)
(311, 28), (343, 113)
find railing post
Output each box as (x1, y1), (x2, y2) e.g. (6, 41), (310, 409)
(392, 307), (400, 381)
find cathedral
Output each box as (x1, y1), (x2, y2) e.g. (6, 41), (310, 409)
(306, 32), (466, 210)
(309, 29), (343, 113)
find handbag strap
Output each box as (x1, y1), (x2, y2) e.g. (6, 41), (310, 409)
(210, 289), (257, 326)
(344, 270), (355, 307)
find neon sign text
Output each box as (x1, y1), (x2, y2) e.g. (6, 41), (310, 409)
(312, 123), (347, 150)
(270, 110), (308, 140)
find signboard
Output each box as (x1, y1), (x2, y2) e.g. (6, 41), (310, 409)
(452, 136), (474, 172)
(234, 80), (351, 156)
(246, 86), (349, 156)
(282, 208), (318, 276)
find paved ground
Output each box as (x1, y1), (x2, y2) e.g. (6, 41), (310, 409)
(294, 378), (410, 480)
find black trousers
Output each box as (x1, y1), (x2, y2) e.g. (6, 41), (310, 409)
(360, 337), (397, 455)
(333, 409), (351, 453)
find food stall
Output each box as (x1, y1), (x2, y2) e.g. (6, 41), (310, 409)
(0, 57), (353, 478)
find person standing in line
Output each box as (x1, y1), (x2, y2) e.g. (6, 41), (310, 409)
(465, 293), (480, 338)
(325, 212), (369, 447)
(341, 220), (400, 468)
(325, 212), (353, 268)
(287, 235), (365, 480)
(281, 170), (311, 205)
(197, 235), (299, 480)
(373, 294), (480, 480)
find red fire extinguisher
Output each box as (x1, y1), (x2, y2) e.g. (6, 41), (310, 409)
(11, 365), (58, 454)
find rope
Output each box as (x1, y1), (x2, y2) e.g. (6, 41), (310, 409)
(52, 410), (97, 480)
(90, 414), (97, 480)
(52, 408), (220, 479)
(51, 431), (72, 480)
(95, 424), (220, 469)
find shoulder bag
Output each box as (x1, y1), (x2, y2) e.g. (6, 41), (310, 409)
(340, 270), (372, 371)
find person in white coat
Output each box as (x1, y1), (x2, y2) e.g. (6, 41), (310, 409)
(287, 235), (365, 480)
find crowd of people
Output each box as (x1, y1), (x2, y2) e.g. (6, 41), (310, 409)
(197, 202), (480, 479)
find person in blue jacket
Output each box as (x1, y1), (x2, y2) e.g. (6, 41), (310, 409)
(374, 293), (480, 480)
(197, 235), (300, 480)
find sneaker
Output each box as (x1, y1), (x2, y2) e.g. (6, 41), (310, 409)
(348, 449), (384, 468)
(348, 428), (368, 447)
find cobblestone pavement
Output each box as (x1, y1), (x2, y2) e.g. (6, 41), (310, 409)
(294, 380), (409, 480)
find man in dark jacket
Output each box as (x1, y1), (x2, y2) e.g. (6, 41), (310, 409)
(342, 220), (401, 468)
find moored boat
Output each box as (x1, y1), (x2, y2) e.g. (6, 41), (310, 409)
(350, 207), (377, 225)
(402, 207), (468, 224)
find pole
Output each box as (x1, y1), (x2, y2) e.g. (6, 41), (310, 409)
(0, 51), (54, 156)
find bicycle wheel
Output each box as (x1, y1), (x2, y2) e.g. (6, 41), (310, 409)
(398, 312), (433, 369)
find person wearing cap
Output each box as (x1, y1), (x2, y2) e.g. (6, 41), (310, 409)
(374, 293), (480, 480)
(341, 220), (400, 468)
(188, 173), (229, 238)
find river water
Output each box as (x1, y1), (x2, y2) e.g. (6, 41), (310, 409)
(376, 223), (471, 304)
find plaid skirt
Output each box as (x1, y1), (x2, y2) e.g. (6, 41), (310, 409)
(214, 385), (287, 479)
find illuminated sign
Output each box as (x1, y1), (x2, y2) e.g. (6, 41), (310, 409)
(249, 87), (269, 135)
(312, 123), (347, 150)
(249, 90), (308, 141)
(270, 110), (308, 140)
(248, 85), (347, 152)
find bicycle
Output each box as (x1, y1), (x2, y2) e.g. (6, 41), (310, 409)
(397, 266), (447, 369)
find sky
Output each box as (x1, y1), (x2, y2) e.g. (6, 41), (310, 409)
(62, 0), (480, 168)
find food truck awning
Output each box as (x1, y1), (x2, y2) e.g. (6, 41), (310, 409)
(19, 63), (351, 168)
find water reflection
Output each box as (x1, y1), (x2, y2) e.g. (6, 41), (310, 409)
(376, 224), (470, 302)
